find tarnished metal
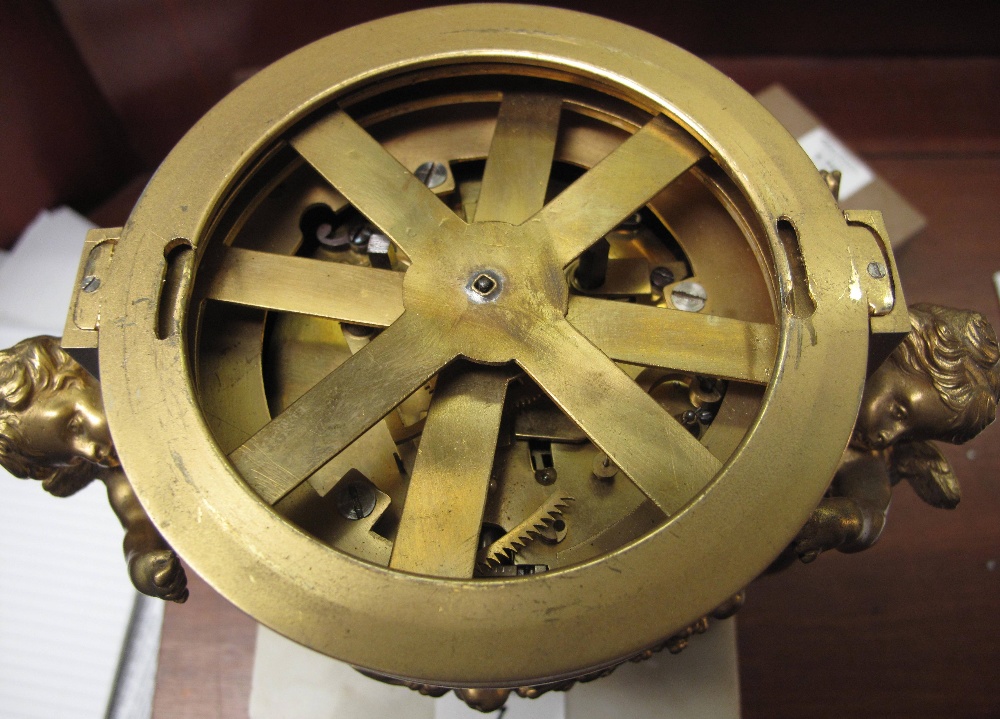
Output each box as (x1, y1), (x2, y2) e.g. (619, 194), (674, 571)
(0, 338), (188, 602)
(390, 366), (514, 578)
(89, 4), (885, 687)
(15, 3), (996, 710)
(788, 303), (1000, 563)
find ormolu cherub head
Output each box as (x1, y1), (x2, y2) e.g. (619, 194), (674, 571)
(854, 303), (1000, 451)
(0, 336), (117, 497)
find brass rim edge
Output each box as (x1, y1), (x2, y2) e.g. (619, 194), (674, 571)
(99, 4), (868, 685)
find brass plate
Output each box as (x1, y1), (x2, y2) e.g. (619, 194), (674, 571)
(97, 4), (873, 687)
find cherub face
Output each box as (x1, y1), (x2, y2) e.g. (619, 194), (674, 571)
(854, 360), (955, 450)
(16, 375), (117, 470)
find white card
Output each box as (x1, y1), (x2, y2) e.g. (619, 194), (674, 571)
(798, 126), (875, 201)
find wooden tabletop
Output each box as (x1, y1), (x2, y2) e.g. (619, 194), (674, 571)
(147, 58), (1000, 718)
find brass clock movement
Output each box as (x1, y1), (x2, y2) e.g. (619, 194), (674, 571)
(2, 4), (997, 712)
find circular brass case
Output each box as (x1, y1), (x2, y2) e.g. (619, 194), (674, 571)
(97, 4), (871, 687)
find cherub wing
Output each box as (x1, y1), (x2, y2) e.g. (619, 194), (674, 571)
(888, 440), (961, 509)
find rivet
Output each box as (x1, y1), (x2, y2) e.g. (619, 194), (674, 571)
(867, 261), (886, 279)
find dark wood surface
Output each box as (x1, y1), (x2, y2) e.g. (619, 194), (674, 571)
(101, 57), (995, 718)
(52, 1), (1000, 167)
(152, 571), (256, 719)
(0, 0), (138, 249)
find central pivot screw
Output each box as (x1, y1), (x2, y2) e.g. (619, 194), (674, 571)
(472, 274), (497, 295)
(466, 270), (502, 302)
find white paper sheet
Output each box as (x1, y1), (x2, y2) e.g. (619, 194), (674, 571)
(250, 619), (740, 719)
(0, 463), (136, 719)
(250, 625), (436, 719)
(0, 207), (94, 332)
(797, 126), (875, 201)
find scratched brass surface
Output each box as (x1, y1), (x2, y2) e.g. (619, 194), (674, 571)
(82, 5), (901, 687)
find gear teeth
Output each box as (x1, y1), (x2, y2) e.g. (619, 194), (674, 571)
(477, 494), (574, 569)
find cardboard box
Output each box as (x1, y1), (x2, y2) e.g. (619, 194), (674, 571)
(755, 84), (925, 248)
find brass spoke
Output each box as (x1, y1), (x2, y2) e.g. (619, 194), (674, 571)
(290, 109), (465, 260)
(474, 92), (562, 224)
(390, 366), (514, 578)
(203, 247), (404, 326)
(519, 320), (722, 515)
(567, 296), (777, 384)
(533, 115), (705, 267)
(230, 313), (454, 505)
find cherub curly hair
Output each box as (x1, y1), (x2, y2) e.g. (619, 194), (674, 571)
(889, 304), (1000, 444)
(0, 336), (96, 496)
